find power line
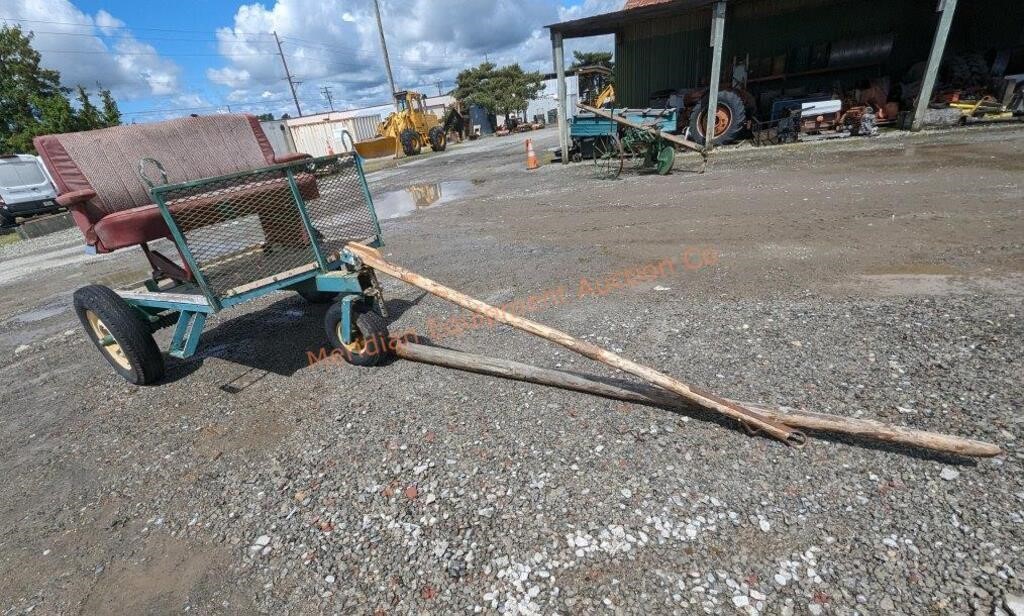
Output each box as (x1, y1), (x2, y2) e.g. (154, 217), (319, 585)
(16, 29), (272, 43)
(35, 48), (279, 57)
(0, 16), (275, 36)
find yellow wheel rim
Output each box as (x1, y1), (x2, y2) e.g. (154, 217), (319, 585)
(86, 311), (131, 370)
(337, 322), (366, 354)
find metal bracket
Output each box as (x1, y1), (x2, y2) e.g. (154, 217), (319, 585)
(137, 158), (169, 188)
(364, 269), (389, 318)
(339, 294), (357, 345)
(169, 311), (207, 358)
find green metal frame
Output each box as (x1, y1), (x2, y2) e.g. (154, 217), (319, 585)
(118, 152), (383, 359)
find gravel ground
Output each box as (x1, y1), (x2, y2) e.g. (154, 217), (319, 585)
(1, 124), (1023, 615)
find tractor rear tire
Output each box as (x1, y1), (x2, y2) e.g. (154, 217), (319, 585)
(689, 90), (746, 147)
(400, 129), (421, 156)
(428, 126), (447, 152)
(73, 284), (165, 385)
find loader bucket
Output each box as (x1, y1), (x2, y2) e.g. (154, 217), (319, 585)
(354, 136), (397, 159)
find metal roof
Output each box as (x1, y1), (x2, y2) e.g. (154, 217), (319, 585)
(547, 0), (717, 38)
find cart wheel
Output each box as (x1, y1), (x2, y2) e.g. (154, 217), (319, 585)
(593, 135), (623, 179)
(656, 145), (675, 175)
(296, 289), (338, 304)
(73, 285), (165, 385)
(324, 301), (391, 367)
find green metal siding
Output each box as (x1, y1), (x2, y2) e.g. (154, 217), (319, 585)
(618, 11), (711, 107)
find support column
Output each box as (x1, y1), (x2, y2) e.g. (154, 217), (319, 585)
(911, 0), (959, 131)
(704, 1), (726, 154)
(552, 31), (569, 164)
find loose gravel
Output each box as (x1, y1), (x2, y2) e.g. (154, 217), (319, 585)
(1, 125), (1022, 614)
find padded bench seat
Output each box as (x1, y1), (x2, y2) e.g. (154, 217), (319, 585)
(34, 114), (313, 255)
(91, 174), (318, 252)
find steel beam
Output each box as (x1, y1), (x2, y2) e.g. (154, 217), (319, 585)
(911, 0), (959, 131)
(552, 31), (569, 164)
(704, 1), (727, 154)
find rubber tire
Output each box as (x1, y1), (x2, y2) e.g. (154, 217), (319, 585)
(0, 212), (16, 229)
(428, 126), (447, 152)
(297, 289), (338, 304)
(73, 284), (165, 385)
(324, 300), (391, 367)
(400, 129), (421, 156)
(688, 90), (746, 146)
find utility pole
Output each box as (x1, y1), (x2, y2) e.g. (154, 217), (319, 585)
(274, 30), (302, 117)
(372, 0), (399, 112)
(436, 81), (443, 96)
(320, 85), (335, 111)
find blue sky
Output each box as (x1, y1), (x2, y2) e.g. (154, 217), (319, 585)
(0, 0), (617, 121)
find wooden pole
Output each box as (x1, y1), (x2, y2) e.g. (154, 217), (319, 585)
(392, 342), (1001, 458)
(344, 242), (803, 446)
(577, 103), (705, 154)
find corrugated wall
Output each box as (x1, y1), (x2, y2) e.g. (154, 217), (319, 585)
(615, 0), (1024, 107)
(289, 119), (358, 157)
(617, 10), (711, 106)
(351, 115), (382, 141)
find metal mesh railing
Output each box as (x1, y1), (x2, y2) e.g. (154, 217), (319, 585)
(151, 154), (379, 300)
(300, 155), (379, 257)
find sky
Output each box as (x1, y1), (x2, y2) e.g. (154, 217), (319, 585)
(0, 0), (619, 121)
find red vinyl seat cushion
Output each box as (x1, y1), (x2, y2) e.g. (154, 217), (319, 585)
(89, 174), (319, 252)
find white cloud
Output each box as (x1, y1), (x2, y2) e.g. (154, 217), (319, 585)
(93, 9), (125, 35)
(3, 0), (181, 98)
(207, 0), (619, 111)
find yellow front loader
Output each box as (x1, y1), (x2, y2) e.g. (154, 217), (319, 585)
(354, 91), (448, 159)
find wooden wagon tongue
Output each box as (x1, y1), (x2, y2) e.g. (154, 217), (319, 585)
(344, 242), (805, 446)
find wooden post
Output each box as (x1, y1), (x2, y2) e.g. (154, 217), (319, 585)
(345, 242), (803, 445)
(392, 342), (1001, 458)
(911, 0), (960, 131)
(704, 1), (727, 153)
(552, 31), (570, 164)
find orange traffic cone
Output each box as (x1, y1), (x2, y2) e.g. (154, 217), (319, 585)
(525, 139), (539, 170)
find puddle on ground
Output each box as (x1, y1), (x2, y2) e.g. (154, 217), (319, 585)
(374, 181), (473, 221)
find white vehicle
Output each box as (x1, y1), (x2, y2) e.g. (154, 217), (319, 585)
(0, 154), (61, 228)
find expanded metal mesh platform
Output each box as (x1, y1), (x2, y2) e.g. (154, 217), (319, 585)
(151, 154), (380, 301)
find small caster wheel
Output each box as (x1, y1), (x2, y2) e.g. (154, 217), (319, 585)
(324, 300), (391, 366)
(73, 285), (165, 384)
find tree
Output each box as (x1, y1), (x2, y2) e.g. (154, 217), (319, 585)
(256, 113), (274, 121)
(99, 89), (121, 127)
(0, 25), (122, 153)
(0, 25), (62, 152)
(75, 86), (102, 131)
(454, 62), (543, 120)
(570, 50), (614, 71)
(453, 62), (499, 115)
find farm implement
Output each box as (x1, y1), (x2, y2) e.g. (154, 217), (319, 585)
(573, 103), (704, 179)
